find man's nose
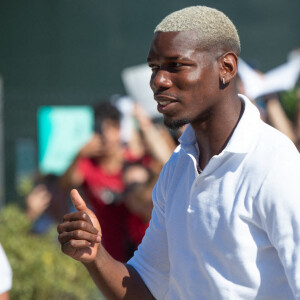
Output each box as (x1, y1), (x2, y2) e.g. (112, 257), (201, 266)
(150, 70), (172, 92)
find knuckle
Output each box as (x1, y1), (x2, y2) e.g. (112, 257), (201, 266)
(73, 230), (83, 239)
(78, 220), (87, 229)
(80, 221), (87, 230)
(79, 211), (86, 218)
(69, 239), (78, 247)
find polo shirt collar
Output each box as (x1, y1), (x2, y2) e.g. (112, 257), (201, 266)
(178, 94), (261, 155)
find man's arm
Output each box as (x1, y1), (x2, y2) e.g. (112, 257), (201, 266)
(57, 189), (154, 300)
(256, 151), (300, 298)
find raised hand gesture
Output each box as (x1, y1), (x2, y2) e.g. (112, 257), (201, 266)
(57, 189), (102, 263)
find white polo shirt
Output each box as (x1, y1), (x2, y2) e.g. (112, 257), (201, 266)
(0, 243), (12, 294)
(128, 95), (300, 299)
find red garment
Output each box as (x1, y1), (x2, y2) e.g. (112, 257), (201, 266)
(126, 213), (149, 249)
(123, 149), (153, 168)
(77, 158), (128, 261)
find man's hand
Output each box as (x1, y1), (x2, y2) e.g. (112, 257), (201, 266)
(57, 189), (102, 263)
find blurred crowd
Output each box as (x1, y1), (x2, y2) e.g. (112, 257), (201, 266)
(25, 99), (180, 262)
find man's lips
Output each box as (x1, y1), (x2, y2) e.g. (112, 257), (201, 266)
(154, 94), (177, 107)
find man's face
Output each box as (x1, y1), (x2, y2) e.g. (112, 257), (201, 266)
(147, 31), (221, 129)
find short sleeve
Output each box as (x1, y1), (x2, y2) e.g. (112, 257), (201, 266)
(128, 165), (170, 299)
(256, 151), (300, 299)
(0, 244), (12, 294)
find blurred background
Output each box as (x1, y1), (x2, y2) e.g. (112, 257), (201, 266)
(0, 0), (300, 299)
(0, 0), (299, 204)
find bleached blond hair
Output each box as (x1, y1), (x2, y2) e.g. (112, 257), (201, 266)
(155, 6), (241, 55)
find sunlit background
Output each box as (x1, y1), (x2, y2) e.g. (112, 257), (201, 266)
(0, 0), (299, 203)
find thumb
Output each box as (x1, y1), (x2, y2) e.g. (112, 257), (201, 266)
(70, 189), (89, 213)
(70, 189), (101, 231)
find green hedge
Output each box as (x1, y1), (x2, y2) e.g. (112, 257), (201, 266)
(0, 205), (103, 300)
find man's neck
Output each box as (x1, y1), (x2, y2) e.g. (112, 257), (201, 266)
(192, 95), (243, 170)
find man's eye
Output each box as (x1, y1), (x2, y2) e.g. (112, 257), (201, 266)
(149, 65), (159, 71)
(171, 63), (182, 67)
(148, 63), (183, 72)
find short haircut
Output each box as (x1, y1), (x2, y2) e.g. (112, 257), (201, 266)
(93, 101), (121, 133)
(93, 101), (121, 122)
(155, 6), (241, 55)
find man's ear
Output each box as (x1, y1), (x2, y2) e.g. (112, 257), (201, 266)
(218, 52), (238, 86)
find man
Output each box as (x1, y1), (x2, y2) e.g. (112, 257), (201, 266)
(57, 6), (300, 299)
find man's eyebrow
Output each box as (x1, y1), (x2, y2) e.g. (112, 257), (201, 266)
(147, 55), (190, 63)
(165, 55), (183, 61)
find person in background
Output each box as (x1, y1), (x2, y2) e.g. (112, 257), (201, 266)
(263, 92), (296, 142)
(26, 174), (70, 234)
(0, 243), (12, 300)
(237, 50), (300, 149)
(122, 162), (156, 258)
(133, 103), (176, 166)
(122, 101), (177, 177)
(61, 101), (129, 261)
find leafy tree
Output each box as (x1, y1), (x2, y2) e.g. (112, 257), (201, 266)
(0, 205), (103, 300)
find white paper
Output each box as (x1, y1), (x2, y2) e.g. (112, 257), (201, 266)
(114, 96), (135, 143)
(238, 54), (300, 100)
(121, 64), (161, 118)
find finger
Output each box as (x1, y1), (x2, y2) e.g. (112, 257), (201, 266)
(69, 239), (94, 248)
(70, 189), (91, 213)
(61, 241), (88, 257)
(61, 240), (96, 259)
(61, 241), (75, 256)
(69, 189), (101, 233)
(58, 229), (100, 245)
(62, 211), (93, 225)
(57, 219), (99, 235)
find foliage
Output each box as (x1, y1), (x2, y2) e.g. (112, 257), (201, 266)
(0, 205), (103, 300)
(280, 88), (298, 122)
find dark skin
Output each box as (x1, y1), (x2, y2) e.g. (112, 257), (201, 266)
(57, 189), (153, 300)
(57, 30), (242, 299)
(148, 31), (241, 169)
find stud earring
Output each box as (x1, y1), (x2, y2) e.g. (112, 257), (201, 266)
(222, 78), (225, 85)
